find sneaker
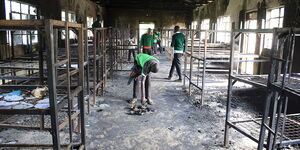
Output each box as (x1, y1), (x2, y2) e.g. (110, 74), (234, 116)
(147, 99), (154, 105)
(141, 99), (147, 105)
(174, 79), (182, 82)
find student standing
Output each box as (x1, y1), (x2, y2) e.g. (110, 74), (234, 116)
(140, 28), (154, 55)
(127, 33), (136, 61)
(166, 26), (185, 82)
(92, 15), (102, 28)
(153, 29), (160, 54)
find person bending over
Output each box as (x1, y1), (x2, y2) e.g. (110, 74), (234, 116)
(128, 53), (159, 106)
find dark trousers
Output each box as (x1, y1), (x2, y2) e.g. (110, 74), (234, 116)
(128, 49), (136, 61)
(157, 40), (162, 53)
(168, 53), (182, 80)
(153, 43), (158, 54)
(133, 74), (151, 99)
(143, 48), (152, 55)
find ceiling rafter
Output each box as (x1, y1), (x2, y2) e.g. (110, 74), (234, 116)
(91, 0), (214, 10)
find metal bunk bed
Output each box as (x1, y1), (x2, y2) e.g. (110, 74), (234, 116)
(0, 19), (86, 149)
(224, 28), (300, 150)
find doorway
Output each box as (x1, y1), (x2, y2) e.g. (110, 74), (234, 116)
(139, 22), (155, 38)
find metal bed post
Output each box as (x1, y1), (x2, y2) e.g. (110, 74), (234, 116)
(44, 19), (61, 150)
(78, 25), (86, 149)
(64, 20), (74, 149)
(200, 30), (208, 105)
(96, 29), (101, 95)
(84, 25), (90, 113)
(257, 28), (278, 150)
(92, 29), (97, 105)
(188, 30), (194, 96)
(224, 30), (236, 148)
(38, 27), (44, 85)
(183, 30), (189, 88)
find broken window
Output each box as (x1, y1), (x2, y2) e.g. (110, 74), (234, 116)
(4, 0), (38, 46)
(242, 11), (258, 74)
(216, 16), (231, 44)
(191, 21), (198, 30)
(200, 19), (210, 41)
(263, 7), (285, 49)
(61, 10), (77, 40)
(87, 16), (94, 38)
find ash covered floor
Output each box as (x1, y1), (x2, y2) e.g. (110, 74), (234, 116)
(85, 54), (258, 150)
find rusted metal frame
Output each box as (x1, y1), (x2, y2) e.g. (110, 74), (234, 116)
(266, 32), (288, 149)
(100, 29), (105, 95)
(227, 121), (260, 144)
(272, 29), (297, 149)
(58, 111), (80, 130)
(45, 19), (61, 150)
(188, 30), (194, 96)
(109, 28), (114, 78)
(183, 30), (189, 88)
(196, 31), (200, 88)
(38, 26), (44, 85)
(231, 76), (267, 88)
(64, 20), (74, 149)
(96, 29), (101, 96)
(57, 69), (78, 80)
(77, 26), (86, 149)
(200, 30), (208, 105)
(0, 20), (82, 30)
(84, 27), (90, 114)
(257, 29), (279, 150)
(224, 30), (236, 148)
(92, 29), (97, 105)
(0, 20), (86, 149)
(0, 123), (51, 131)
(0, 143), (73, 148)
(288, 32), (295, 83)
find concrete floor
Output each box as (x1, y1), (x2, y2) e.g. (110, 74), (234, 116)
(85, 54), (254, 150)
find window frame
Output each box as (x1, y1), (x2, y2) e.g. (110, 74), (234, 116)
(5, 0), (39, 46)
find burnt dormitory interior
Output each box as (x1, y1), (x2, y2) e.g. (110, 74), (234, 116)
(0, 0), (300, 149)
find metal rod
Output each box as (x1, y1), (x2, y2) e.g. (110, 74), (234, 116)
(45, 19), (61, 150)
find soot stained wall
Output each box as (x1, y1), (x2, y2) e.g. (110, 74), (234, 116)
(106, 8), (192, 29)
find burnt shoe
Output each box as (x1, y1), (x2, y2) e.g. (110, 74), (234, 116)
(130, 103), (137, 110)
(147, 99), (154, 105)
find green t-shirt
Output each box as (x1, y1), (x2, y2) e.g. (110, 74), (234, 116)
(140, 33), (153, 49)
(171, 32), (185, 51)
(153, 32), (160, 43)
(135, 54), (159, 76)
(92, 20), (102, 28)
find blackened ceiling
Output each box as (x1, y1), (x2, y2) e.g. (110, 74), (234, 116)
(91, 0), (214, 11)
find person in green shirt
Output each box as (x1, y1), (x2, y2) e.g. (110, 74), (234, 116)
(166, 26), (186, 82)
(140, 28), (154, 55)
(153, 29), (161, 54)
(92, 15), (102, 28)
(128, 54), (159, 106)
